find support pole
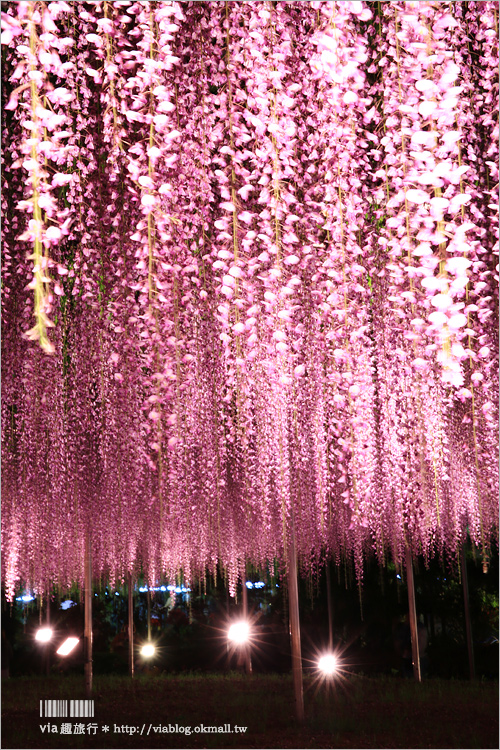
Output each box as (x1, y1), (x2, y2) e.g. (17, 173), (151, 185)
(326, 561), (333, 651)
(147, 588), (151, 642)
(405, 546), (421, 682)
(46, 589), (51, 677)
(288, 522), (305, 721)
(38, 595), (43, 676)
(241, 565), (252, 674)
(84, 534), (92, 698)
(128, 572), (134, 678)
(460, 543), (475, 680)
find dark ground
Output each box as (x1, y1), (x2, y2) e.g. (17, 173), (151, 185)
(2, 672), (498, 749)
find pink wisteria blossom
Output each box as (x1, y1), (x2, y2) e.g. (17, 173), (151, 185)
(1, 1), (497, 600)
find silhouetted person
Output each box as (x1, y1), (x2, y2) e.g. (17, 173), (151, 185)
(395, 613), (428, 677)
(418, 617), (429, 677)
(395, 614), (412, 677)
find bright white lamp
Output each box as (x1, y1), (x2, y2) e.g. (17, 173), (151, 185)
(35, 627), (53, 643)
(318, 653), (338, 675)
(56, 637), (79, 656)
(228, 621), (250, 645)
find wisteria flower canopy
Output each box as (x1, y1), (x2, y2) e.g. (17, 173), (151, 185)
(1, 0), (498, 599)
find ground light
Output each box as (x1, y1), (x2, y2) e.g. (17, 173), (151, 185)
(35, 627), (53, 643)
(307, 650), (348, 704)
(318, 653), (338, 676)
(227, 621), (251, 645)
(56, 637), (79, 656)
(140, 643), (156, 658)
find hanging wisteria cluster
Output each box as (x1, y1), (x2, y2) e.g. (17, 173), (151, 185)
(2, 0), (498, 600)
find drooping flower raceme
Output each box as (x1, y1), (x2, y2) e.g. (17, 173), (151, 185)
(1, 1), (497, 599)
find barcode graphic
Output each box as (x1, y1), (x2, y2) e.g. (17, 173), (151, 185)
(40, 700), (94, 718)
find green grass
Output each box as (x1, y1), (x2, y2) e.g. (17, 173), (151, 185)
(2, 673), (498, 749)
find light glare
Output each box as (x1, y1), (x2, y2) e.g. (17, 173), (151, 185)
(318, 653), (338, 675)
(35, 627), (53, 643)
(60, 600), (76, 610)
(228, 621), (250, 644)
(56, 637), (79, 656)
(141, 643), (155, 658)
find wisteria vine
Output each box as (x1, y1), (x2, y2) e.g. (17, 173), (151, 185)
(1, 0), (498, 600)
